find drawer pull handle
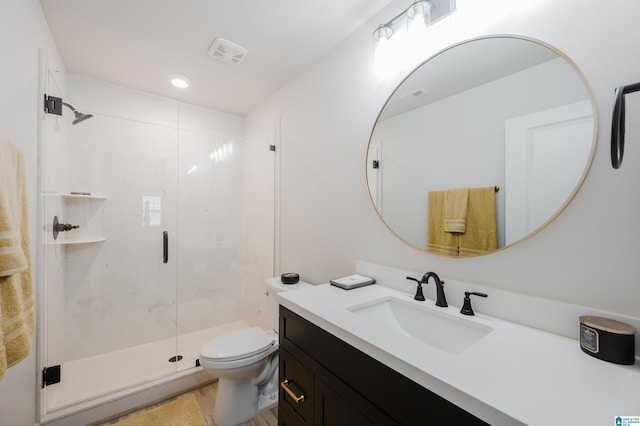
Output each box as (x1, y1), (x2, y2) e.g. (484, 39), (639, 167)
(280, 379), (305, 403)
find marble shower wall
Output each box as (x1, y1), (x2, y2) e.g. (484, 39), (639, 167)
(48, 74), (246, 361)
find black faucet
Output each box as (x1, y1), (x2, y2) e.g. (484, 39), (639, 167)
(421, 272), (447, 307)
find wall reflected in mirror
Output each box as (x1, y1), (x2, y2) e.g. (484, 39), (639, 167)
(367, 36), (596, 256)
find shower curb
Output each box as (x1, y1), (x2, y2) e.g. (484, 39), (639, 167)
(39, 367), (214, 426)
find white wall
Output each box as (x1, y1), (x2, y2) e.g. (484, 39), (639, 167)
(0, 1), (65, 424)
(241, 113), (277, 329)
(247, 0), (640, 322)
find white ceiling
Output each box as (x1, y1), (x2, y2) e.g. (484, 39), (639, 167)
(380, 37), (559, 120)
(40, 0), (394, 116)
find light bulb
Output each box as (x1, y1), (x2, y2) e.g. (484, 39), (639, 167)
(373, 24), (393, 59)
(407, 1), (431, 36)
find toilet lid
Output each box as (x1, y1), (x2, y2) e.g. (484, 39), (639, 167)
(201, 327), (275, 361)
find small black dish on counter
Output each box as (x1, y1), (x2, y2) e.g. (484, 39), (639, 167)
(281, 273), (300, 284)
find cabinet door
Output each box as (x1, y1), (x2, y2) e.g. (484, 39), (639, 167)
(314, 378), (361, 426)
(279, 407), (306, 426)
(280, 347), (314, 424)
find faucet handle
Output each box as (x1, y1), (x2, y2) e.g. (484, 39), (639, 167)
(406, 276), (419, 284)
(406, 276), (425, 301)
(460, 291), (488, 316)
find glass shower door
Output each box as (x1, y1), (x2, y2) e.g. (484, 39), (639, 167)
(41, 70), (179, 412)
(175, 109), (245, 370)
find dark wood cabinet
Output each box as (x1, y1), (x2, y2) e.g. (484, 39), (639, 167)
(279, 345), (393, 426)
(279, 347), (314, 424)
(314, 377), (362, 426)
(278, 306), (488, 426)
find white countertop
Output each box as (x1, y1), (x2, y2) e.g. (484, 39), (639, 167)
(278, 283), (640, 425)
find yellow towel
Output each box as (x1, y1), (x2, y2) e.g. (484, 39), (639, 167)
(0, 133), (34, 380)
(459, 187), (497, 257)
(444, 187), (469, 233)
(427, 191), (459, 256)
(0, 135), (28, 277)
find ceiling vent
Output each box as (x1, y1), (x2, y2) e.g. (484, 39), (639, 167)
(208, 37), (248, 65)
(398, 88), (429, 102)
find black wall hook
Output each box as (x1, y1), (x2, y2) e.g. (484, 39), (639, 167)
(611, 82), (640, 169)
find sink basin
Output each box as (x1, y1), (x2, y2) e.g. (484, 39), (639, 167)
(348, 297), (493, 354)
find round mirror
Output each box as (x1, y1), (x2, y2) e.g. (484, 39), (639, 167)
(367, 36), (596, 257)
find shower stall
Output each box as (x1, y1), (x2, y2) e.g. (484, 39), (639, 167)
(39, 69), (273, 421)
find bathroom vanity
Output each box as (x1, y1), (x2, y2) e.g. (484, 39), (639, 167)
(277, 279), (640, 425)
(278, 306), (486, 425)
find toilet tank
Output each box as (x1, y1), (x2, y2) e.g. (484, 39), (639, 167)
(265, 277), (312, 333)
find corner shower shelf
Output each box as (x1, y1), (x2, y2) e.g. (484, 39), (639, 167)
(45, 193), (108, 245)
(47, 237), (107, 246)
(43, 192), (107, 200)
(60, 193), (107, 200)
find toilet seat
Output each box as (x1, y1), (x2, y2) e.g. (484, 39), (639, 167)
(200, 327), (276, 368)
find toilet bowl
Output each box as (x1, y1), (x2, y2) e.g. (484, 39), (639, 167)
(199, 277), (311, 426)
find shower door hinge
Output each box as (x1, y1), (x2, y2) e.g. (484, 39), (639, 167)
(42, 365), (61, 388)
(269, 145), (276, 151)
(44, 94), (62, 115)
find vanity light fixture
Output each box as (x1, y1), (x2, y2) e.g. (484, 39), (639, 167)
(373, 0), (456, 68)
(169, 74), (192, 89)
(373, 24), (393, 63)
(407, 0), (432, 35)
(407, 0), (432, 20)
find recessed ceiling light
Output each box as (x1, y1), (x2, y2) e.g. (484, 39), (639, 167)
(169, 74), (191, 88)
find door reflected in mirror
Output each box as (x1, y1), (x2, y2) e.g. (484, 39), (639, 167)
(367, 36), (596, 256)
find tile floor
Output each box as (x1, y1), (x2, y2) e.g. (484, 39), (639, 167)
(99, 380), (278, 426)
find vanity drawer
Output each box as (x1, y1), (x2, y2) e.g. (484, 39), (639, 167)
(279, 347), (314, 424)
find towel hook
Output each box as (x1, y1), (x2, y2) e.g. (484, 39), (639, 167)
(611, 82), (640, 169)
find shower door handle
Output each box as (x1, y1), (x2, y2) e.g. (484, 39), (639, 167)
(163, 231), (168, 263)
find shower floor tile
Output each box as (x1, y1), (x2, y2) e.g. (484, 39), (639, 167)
(45, 321), (248, 412)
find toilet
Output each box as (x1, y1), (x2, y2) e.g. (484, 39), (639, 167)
(199, 277), (311, 426)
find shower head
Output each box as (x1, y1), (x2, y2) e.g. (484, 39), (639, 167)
(72, 111), (93, 125)
(62, 102), (93, 125)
